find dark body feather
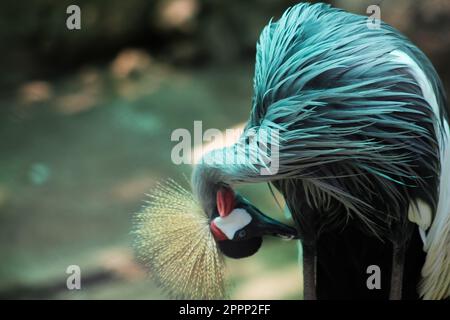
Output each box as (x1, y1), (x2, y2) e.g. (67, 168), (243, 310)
(315, 217), (426, 299)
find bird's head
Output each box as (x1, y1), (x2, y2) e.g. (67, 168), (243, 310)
(208, 186), (298, 259)
(134, 171), (298, 298)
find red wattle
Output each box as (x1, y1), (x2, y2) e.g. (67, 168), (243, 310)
(216, 187), (235, 217)
(210, 221), (228, 241)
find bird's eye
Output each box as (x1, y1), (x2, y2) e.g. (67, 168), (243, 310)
(238, 230), (247, 238)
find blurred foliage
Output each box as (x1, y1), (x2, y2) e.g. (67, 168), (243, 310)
(0, 0), (301, 88)
(1, 0), (449, 87)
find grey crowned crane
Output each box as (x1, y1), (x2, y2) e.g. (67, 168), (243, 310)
(134, 3), (450, 300)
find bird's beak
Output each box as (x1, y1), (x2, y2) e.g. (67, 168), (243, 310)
(245, 204), (299, 240)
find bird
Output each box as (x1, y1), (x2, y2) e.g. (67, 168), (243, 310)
(134, 2), (449, 300)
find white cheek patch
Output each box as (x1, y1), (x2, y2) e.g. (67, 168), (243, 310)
(214, 208), (252, 240)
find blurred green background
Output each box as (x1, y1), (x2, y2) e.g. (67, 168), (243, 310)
(0, 0), (449, 299)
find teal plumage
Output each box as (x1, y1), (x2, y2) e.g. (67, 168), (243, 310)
(196, 3), (447, 239)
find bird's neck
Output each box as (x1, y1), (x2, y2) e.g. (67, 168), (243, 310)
(191, 160), (229, 217)
(191, 144), (263, 215)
